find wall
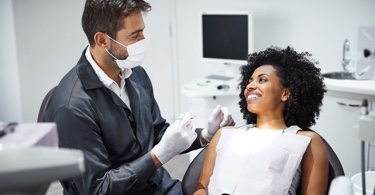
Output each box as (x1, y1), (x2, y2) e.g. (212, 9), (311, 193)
(142, 0), (177, 122)
(12, 0), (87, 122)
(0, 0), (23, 123)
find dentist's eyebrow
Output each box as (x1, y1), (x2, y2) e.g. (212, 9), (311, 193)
(128, 28), (144, 37)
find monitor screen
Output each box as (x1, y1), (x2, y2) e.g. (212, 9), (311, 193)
(201, 12), (253, 65)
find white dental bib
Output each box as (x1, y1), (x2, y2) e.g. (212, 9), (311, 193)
(208, 125), (311, 195)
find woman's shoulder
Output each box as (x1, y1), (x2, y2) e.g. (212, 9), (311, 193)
(297, 130), (322, 140)
(297, 130), (325, 148)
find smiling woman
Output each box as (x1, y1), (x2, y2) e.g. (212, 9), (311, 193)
(193, 46), (329, 195)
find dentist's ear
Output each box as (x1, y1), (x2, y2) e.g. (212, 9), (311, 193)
(94, 32), (109, 48)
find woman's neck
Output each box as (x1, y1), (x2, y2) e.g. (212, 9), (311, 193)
(255, 116), (286, 130)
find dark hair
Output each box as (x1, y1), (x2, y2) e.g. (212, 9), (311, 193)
(238, 46), (327, 129)
(82, 0), (151, 45)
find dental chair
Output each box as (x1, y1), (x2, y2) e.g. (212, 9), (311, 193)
(36, 86), (83, 195)
(181, 129), (345, 195)
(37, 86), (57, 122)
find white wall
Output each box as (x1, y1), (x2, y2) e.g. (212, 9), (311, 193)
(142, 0), (177, 122)
(12, 0), (87, 122)
(0, 0), (23, 123)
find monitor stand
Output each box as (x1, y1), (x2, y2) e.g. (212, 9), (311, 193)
(223, 62), (245, 76)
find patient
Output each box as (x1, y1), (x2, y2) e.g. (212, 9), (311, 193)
(194, 46), (329, 195)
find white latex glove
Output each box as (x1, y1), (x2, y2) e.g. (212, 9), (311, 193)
(202, 105), (235, 142)
(152, 112), (197, 164)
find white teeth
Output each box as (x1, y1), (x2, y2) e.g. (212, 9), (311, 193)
(248, 94), (260, 100)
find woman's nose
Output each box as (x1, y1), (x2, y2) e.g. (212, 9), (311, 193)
(246, 82), (255, 91)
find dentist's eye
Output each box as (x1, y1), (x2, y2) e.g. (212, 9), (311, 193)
(131, 33), (139, 39)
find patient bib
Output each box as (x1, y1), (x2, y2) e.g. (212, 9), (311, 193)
(208, 125), (311, 195)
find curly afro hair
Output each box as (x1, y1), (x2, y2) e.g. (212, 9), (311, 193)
(238, 46), (327, 129)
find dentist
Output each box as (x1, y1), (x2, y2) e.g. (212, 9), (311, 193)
(43, 0), (235, 194)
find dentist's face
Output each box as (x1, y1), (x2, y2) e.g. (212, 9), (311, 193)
(244, 65), (287, 115)
(107, 10), (146, 60)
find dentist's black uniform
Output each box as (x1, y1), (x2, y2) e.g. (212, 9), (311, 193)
(43, 48), (203, 195)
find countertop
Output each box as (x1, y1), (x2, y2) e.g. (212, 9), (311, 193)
(323, 77), (375, 96)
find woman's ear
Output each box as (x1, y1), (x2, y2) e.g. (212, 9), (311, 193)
(282, 89), (290, 101)
(94, 32), (109, 48)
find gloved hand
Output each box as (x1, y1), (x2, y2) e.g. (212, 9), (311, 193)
(152, 112), (197, 164)
(202, 105), (235, 142)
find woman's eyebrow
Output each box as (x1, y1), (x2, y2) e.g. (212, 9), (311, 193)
(258, 73), (270, 77)
(250, 73), (270, 80)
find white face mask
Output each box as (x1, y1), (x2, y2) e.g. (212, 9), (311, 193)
(105, 35), (147, 69)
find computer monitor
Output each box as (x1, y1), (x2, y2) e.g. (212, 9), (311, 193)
(200, 11), (254, 66)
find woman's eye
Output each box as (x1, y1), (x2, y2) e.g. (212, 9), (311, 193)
(259, 78), (267, 82)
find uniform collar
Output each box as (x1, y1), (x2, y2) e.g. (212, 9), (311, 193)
(84, 46), (133, 87)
